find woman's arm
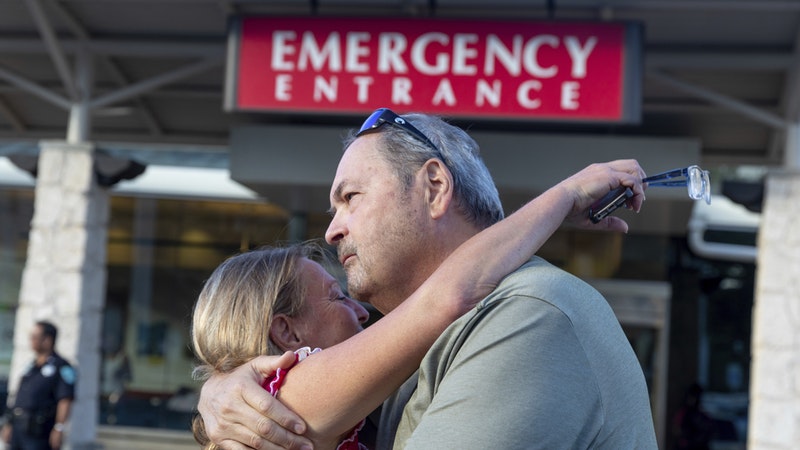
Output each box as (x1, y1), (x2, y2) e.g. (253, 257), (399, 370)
(198, 160), (647, 449)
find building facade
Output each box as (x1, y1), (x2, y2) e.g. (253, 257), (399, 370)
(1, 2), (799, 449)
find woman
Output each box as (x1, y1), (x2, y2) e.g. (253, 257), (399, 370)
(192, 245), (369, 449)
(192, 160), (647, 450)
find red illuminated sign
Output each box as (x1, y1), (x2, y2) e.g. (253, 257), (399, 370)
(225, 17), (642, 123)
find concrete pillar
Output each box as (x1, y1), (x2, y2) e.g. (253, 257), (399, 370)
(748, 170), (800, 449)
(9, 140), (108, 449)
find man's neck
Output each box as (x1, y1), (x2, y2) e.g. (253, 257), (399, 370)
(378, 221), (480, 314)
(35, 350), (52, 365)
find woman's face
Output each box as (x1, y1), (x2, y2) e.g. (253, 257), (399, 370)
(293, 258), (370, 349)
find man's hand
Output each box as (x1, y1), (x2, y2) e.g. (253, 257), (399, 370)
(198, 352), (314, 450)
(559, 159), (648, 232)
(49, 427), (63, 449)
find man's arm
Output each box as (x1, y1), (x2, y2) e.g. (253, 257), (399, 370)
(54, 397), (71, 427)
(2, 392), (13, 445)
(50, 398), (72, 449)
(1, 423), (11, 446)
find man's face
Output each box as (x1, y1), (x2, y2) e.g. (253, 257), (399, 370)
(29, 325), (48, 353)
(325, 134), (430, 313)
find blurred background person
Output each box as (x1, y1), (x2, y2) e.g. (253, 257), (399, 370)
(1, 321), (75, 450)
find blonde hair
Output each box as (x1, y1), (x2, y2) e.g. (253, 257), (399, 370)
(191, 245), (321, 449)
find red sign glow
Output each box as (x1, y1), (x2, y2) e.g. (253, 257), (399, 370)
(227, 17), (641, 123)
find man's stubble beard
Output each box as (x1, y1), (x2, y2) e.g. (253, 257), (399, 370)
(342, 219), (426, 314)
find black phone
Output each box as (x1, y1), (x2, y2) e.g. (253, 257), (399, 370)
(589, 186), (634, 224)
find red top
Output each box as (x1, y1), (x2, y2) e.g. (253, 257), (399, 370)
(260, 347), (367, 450)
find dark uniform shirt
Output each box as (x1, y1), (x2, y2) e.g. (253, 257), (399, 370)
(8, 353), (76, 449)
(13, 353), (75, 413)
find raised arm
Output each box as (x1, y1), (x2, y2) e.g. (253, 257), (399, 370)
(199, 160), (647, 449)
(418, 159), (646, 316)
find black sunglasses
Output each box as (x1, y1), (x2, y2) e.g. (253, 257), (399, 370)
(357, 108), (443, 159)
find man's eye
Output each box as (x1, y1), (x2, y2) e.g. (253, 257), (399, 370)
(344, 192), (356, 202)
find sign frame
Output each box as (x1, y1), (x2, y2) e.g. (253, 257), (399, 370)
(225, 16), (642, 124)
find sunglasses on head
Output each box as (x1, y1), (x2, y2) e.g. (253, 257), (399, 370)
(357, 108), (443, 159)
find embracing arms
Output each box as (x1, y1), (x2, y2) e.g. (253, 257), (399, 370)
(197, 160), (647, 449)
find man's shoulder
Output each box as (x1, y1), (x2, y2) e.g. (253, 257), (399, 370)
(50, 353), (73, 368)
(50, 354), (77, 386)
(480, 256), (608, 315)
(397, 258), (656, 450)
(495, 255), (593, 291)
(462, 256), (632, 374)
(434, 256), (602, 356)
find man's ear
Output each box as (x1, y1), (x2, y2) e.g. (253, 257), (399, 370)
(422, 159), (454, 220)
(269, 314), (303, 352)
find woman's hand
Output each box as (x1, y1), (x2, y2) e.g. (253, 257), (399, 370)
(557, 159), (647, 232)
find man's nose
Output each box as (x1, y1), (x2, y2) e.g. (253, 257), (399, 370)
(325, 214), (346, 245)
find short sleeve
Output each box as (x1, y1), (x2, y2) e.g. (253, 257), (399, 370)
(55, 364), (76, 401)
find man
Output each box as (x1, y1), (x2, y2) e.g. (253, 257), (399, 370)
(2, 321), (75, 450)
(199, 109), (657, 449)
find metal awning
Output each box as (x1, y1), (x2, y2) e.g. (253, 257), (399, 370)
(0, 0), (798, 170)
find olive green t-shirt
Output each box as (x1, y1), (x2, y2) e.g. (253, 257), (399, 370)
(378, 256), (657, 449)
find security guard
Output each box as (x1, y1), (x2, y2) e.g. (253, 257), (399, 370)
(2, 321), (75, 450)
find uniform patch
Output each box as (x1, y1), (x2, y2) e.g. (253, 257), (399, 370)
(41, 364), (56, 377)
(60, 366), (76, 385)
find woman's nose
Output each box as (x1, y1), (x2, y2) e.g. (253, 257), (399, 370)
(348, 298), (370, 324)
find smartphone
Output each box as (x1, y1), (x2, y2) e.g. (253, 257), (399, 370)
(589, 186), (634, 224)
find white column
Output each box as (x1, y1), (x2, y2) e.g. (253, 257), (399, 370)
(748, 165), (800, 448)
(9, 140), (108, 449)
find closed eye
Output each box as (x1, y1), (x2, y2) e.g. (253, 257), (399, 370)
(329, 284), (348, 302)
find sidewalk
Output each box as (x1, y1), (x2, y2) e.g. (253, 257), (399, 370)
(96, 425), (197, 450)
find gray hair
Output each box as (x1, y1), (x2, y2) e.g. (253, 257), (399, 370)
(344, 113), (504, 229)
